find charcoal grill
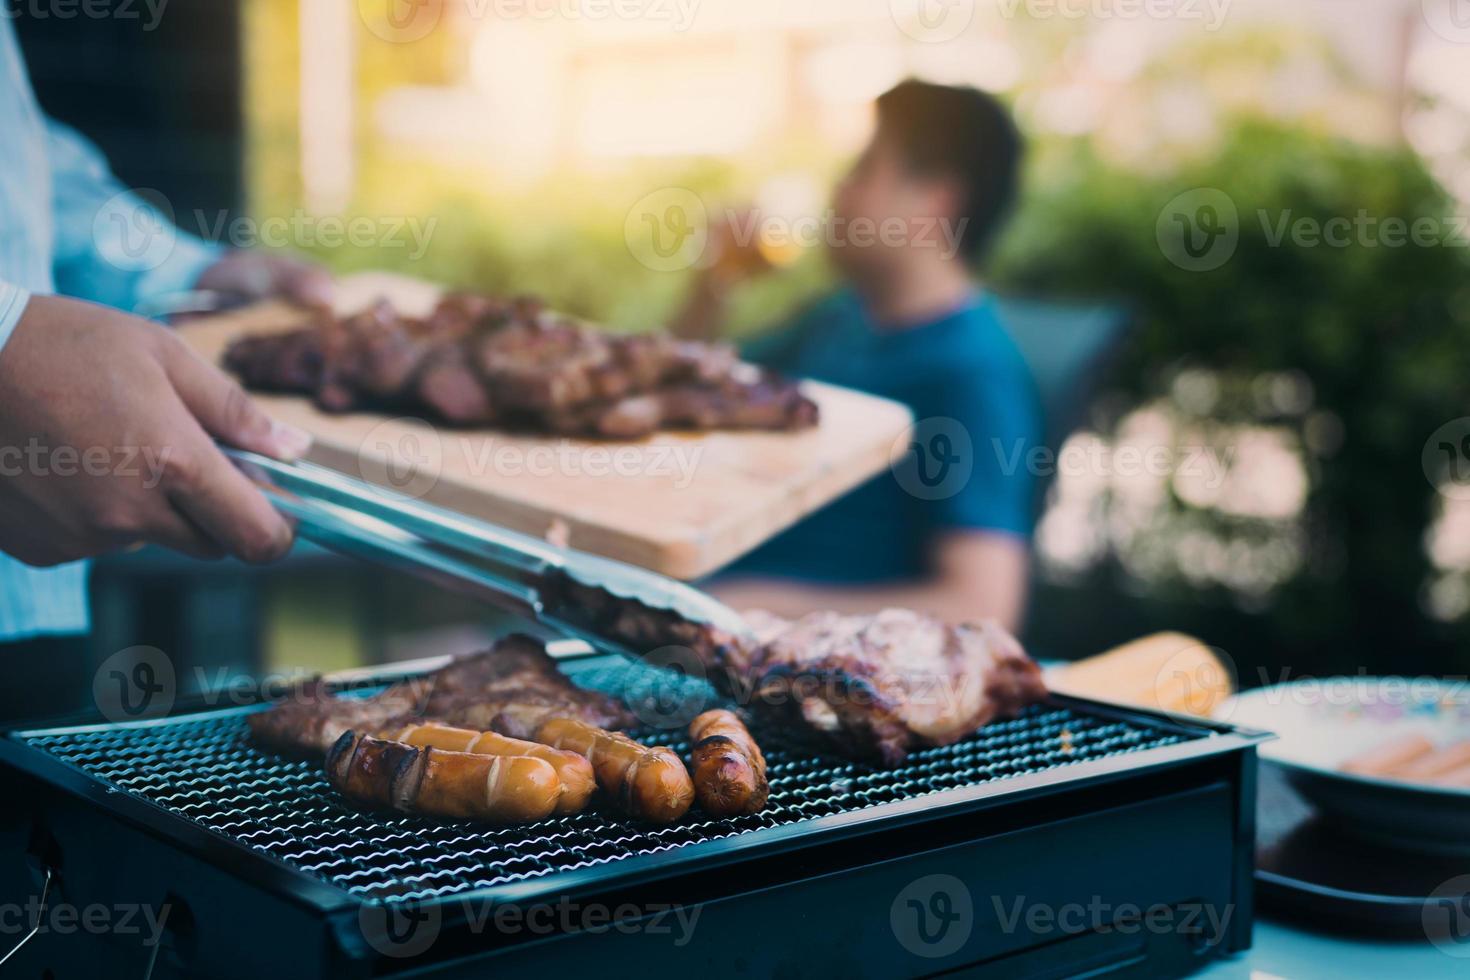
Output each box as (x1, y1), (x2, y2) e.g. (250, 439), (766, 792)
(0, 652), (1266, 979)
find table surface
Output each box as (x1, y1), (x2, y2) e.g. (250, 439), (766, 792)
(1199, 919), (1464, 978)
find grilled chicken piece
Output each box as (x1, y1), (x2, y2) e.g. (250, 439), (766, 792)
(248, 636), (634, 755)
(546, 580), (1047, 765)
(222, 294), (817, 438)
(744, 610), (1047, 764)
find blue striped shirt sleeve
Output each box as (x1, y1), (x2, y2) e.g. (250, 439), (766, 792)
(46, 120), (221, 314)
(0, 280), (31, 355)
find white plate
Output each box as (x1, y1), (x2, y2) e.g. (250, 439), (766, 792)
(1218, 677), (1470, 854)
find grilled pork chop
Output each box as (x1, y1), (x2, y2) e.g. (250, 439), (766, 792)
(223, 294), (817, 438)
(742, 610), (1047, 764)
(248, 635), (635, 756)
(546, 575), (1047, 764)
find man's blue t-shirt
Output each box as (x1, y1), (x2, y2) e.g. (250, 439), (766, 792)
(731, 289), (1042, 584)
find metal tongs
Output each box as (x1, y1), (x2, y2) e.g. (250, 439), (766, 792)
(223, 448), (753, 660)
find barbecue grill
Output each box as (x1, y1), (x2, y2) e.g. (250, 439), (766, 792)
(0, 651), (1266, 979)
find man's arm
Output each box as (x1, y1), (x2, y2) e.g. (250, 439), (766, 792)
(46, 120), (331, 311)
(712, 530), (1030, 631)
(46, 120), (222, 311)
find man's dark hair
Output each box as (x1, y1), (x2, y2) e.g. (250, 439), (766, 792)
(875, 79), (1023, 263)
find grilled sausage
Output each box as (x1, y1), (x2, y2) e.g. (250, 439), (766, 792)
(326, 732), (561, 824)
(533, 717), (694, 824)
(688, 709), (769, 817)
(387, 722), (596, 815)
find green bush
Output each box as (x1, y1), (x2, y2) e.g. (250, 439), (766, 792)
(992, 121), (1470, 678)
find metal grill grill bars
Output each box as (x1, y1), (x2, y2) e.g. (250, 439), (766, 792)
(14, 662), (1198, 906)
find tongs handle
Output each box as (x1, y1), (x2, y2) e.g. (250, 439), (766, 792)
(224, 446), (755, 656)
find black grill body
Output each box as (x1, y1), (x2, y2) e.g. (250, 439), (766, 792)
(0, 654), (1265, 979)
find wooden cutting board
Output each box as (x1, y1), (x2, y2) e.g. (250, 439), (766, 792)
(179, 272), (914, 580)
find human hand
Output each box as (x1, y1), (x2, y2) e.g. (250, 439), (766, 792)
(0, 295), (310, 566)
(193, 251), (334, 308)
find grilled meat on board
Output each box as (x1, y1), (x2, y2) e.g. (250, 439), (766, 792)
(223, 294), (818, 438)
(248, 635), (635, 756)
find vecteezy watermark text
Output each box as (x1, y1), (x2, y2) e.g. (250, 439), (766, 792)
(1158, 187), (1470, 272)
(0, 440), (170, 487)
(360, 895), (701, 958)
(356, 0), (699, 44)
(995, 0), (1230, 30)
(991, 437), (1234, 488)
(357, 421), (707, 501)
(2, 0), (169, 31)
(0, 895), (171, 948)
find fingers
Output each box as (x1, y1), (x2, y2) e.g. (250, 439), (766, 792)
(277, 260), (335, 308)
(133, 507), (227, 562)
(159, 336), (312, 462)
(164, 434), (295, 564)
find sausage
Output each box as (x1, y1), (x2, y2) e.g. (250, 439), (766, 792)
(1396, 740), (1470, 781)
(533, 717), (694, 824)
(387, 722), (596, 815)
(326, 732), (561, 824)
(688, 709), (769, 817)
(1340, 735), (1434, 777)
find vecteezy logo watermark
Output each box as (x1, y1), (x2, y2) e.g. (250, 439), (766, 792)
(1423, 418), (1470, 501)
(0, 895), (172, 949)
(361, 896), (700, 958)
(359, 418), (445, 501)
(358, 0), (699, 42)
(94, 195), (439, 271)
(722, 209), (968, 262)
(1156, 188), (1239, 272)
(1, 0), (171, 31)
(0, 440), (172, 487)
(624, 646), (710, 729)
(93, 646), (176, 723)
(991, 438), (1234, 489)
(190, 210), (438, 261)
(1422, 0), (1470, 44)
(889, 0), (975, 43)
(992, 896), (1233, 944)
(1159, 189), (1470, 272)
(625, 188), (709, 273)
(892, 874), (974, 958)
(93, 189), (178, 274)
(360, 900), (443, 959)
(892, 417), (974, 501)
(1154, 642), (1236, 718)
(357, 420), (707, 500)
(357, 0), (443, 43)
(993, 0), (1230, 30)
(1424, 875), (1470, 957)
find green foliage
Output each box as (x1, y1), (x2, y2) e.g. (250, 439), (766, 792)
(991, 121), (1470, 675)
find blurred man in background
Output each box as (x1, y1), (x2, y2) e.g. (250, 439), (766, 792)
(675, 80), (1040, 630)
(0, 19), (324, 717)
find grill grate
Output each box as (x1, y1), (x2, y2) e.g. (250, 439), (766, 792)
(15, 662), (1197, 905)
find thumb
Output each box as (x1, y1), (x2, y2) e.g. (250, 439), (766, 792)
(160, 337), (313, 461)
